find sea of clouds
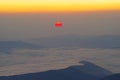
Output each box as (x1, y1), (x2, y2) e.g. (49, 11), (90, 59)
(0, 47), (120, 76)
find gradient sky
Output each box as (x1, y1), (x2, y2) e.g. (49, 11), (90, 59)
(0, 11), (120, 40)
(0, 0), (120, 40)
(0, 0), (120, 13)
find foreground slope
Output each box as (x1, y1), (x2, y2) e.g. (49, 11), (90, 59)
(0, 61), (113, 80)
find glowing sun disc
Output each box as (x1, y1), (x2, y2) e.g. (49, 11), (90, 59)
(55, 21), (62, 28)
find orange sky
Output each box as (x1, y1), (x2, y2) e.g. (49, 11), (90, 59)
(0, 0), (120, 13)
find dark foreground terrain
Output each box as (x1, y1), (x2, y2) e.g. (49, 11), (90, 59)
(0, 61), (119, 80)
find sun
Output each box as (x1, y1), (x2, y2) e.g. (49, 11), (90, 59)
(55, 21), (63, 28)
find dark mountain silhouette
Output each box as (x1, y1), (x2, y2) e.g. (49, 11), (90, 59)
(0, 41), (44, 53)
(0, 61), (113, 80)
(101, 73), (120, 80)
(77, 61), (112, 78)
(29, 35), (120, 49)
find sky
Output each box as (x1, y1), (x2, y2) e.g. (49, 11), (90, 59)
(0, 11), (120, 40)
(0, 0), (120, 13)
(0, 0), (120, 40)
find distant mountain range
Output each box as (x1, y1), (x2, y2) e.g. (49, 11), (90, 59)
(0, 41), (44, 53)
(29, 35), (120, 49)
(0, 61), (116, 80)
(0, 35), (120, 53)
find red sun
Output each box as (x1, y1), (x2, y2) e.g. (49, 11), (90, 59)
(55, 21), (62, 28)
